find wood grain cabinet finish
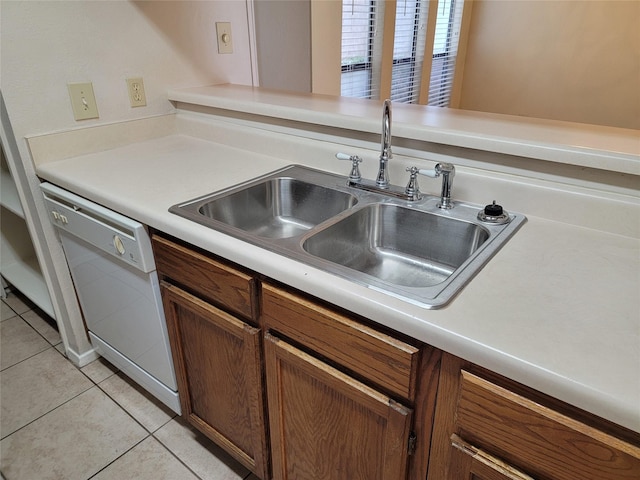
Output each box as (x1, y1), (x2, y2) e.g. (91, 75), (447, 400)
(261, 283), (421, 401)
(261, 283), (442, 480)
(428, 353), (640, 480)
(161, 283), (269, 479)
(153, 235), (268, 479)
(265, 332), (414, 480)
(448, 435), (535, 480)
(152, 234), (258, 320)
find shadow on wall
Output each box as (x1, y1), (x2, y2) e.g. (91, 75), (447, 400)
(457, 0), (640, 129)
(131, 0), (254, 88)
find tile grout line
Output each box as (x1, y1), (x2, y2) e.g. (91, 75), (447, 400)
(1, 346), (156, 480)
(1, 341), (62, 375)
(84, 435), (149, 480)
(149, 431), (209, 480)
(78, 378), (209, 480)
(23, 308), (62, 344)
(0, 310), (62, 373)
(0, 354), (98, 442)
(93, 376), (177, 436)
(2, 297), (170, 479)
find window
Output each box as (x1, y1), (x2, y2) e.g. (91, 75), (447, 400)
(390, 0), (428, 103)
(340, 0), (380, 99)
(341, 0), (465, 106)
(428, 0), (465, 106)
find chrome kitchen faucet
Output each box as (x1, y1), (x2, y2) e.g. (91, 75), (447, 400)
(337, 99), (456, 207)
(376, 99), (392, 188)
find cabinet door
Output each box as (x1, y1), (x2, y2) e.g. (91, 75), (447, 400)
(265, 333), (413, 480)
(449, 435), (534, 480)
(161, 282), (269, 479)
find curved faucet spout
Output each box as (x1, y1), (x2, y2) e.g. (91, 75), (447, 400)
(376, 99), (392, 188)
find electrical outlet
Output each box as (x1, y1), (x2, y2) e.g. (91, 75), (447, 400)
(216, 22), (233, 54)
(126, 77), (147, 107)
(68, 82), (99, 121)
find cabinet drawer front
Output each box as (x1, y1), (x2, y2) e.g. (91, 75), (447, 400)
(262, 283), (420, 401)
(457, 371), (640, 480)
(152, 235), (256, 320)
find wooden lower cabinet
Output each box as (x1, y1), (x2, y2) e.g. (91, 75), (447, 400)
(153, 233), (639, 480)
(153, 234), (431, 480)
(261, 283), (440, 480)
(161, 282), (269, 479)
(428, 353), (640, 480)
(264, 332), (413, 480)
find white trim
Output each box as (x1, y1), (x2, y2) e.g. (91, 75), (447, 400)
(90, 333), (181, 414)
(246, 0), (260, 87)
(65, 344), (100, 368)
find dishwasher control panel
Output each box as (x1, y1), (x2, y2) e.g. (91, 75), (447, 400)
(41, 182), (156, 273)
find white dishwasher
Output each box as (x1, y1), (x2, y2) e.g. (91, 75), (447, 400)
(41, 183), (180, 413)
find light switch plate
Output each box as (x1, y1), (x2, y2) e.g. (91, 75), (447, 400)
(216, 22), (233, 54)
(68, 82), (99, 121)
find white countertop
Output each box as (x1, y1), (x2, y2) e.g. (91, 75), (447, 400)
(36, 132), (640, 433)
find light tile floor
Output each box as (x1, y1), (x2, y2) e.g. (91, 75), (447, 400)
(0, 290), (260, 480)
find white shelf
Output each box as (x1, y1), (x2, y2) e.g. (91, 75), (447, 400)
(1, 256), (55, 318)
(1, 167), (24, 217)
(1, 93), (56, 322)
(1, 207), (55, 319)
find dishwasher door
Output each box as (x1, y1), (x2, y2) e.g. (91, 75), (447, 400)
(41, 183), (179, 413)
(60, 232), (177, 388)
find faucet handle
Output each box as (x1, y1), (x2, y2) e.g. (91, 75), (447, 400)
(415, 163), (456, 209)
(336, 153), (362, 183)
(417, 162), (455, 179)
(416, 168), (438, 178)
(404, 167), (422, 201)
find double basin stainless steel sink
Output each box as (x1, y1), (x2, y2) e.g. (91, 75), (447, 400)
(170, 165), (526, 308)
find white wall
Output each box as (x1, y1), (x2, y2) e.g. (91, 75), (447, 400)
(1, 0), (254, 141)
(0, 0), (254, 364)
(458, 0), (640, 129)
(253, 0), (311, 93)
(311, 0), (341, 95)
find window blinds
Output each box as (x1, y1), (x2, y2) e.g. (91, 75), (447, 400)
(341, 0), (380, 99)
(427, 0), (464, 106)
(341, 0), (464, 106)
(391, 0), (429, 104)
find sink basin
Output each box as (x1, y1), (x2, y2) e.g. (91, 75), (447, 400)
(170, 165), (526, 309)
(302, 204), (489, 288)
(173, 172), (357, 239)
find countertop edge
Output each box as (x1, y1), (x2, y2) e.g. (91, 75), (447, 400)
(168, 85), (640, 175)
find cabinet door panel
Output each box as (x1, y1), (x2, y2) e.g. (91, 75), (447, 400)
(162, 282), (268, 479)
(449, 435), (535, 480)
(265, 333), (413, 480)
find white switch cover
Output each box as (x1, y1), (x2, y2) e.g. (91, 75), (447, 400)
(68, 82), (99, 120)
(216, 22), (233, 54)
